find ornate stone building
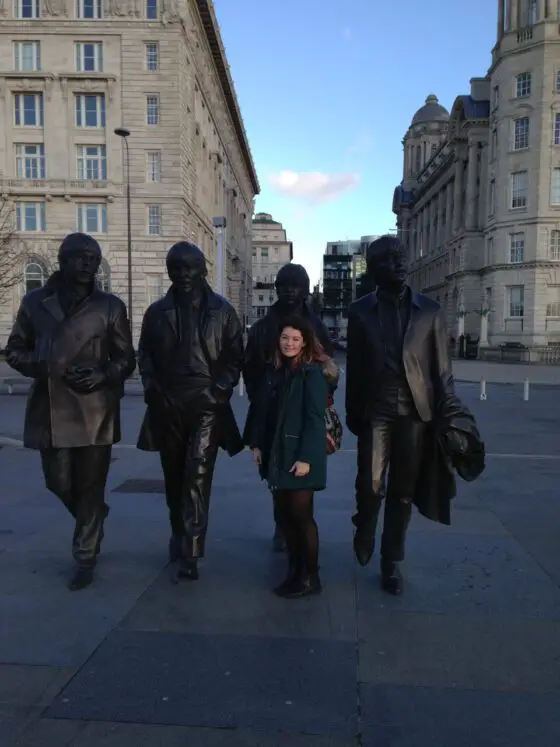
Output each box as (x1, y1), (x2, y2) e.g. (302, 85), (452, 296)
(0, 0), (259, 345)
(250, 212), (292, 324)
(393, 0), (560, 361)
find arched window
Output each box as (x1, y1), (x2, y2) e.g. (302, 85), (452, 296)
(96, 260), (110, 292)
(24, 260), (47, 293)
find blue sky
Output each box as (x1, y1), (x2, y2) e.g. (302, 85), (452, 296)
(213, 0), (497, 284)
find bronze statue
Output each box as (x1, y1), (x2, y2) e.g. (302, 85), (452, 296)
(6, 233), (136, 591)
(346, 235), (484, 595)
(243, 263), (333, 552)
(137, 242), (244, 582)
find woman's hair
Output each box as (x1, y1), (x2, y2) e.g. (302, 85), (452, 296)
(275, 316), (328, 368)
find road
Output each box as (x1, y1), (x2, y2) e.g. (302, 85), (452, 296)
(0, 382), (559, 745)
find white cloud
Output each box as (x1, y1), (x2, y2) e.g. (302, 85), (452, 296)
(268, 170), (360, 204)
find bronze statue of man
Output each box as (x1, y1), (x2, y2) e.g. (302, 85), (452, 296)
(137, 241), (244, 582)
(346, 235), (456, 595)
(6, 233), (136, 591)
(243, 263), (333, 551)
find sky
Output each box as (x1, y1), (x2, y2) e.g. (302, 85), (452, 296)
(213, 0), (497, 285)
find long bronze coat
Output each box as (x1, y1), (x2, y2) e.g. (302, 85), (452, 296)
(136, 285), (244, 457)
(6, 275), (136, 450)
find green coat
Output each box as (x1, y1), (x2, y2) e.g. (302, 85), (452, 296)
(250, 362), (328, 492)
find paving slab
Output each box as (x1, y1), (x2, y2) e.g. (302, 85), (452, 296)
(360, 684), (560, 746)
(47, 630), (358, 735)
(356, 531), (560, 619)
(119, 539), (356, 641)
(357, 610), (560, 691)
(14, 720), (355, 747)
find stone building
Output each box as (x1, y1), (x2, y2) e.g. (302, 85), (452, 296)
(393, 0), (560, 362)
(250, 212), (292, 323)
(0, 0), (259, 345)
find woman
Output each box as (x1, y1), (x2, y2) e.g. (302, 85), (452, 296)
(250, 317), (339, 599)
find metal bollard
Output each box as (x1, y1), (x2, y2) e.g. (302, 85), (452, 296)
(238, 374), (244, 397)
(523, 377), (530, 401)
(480, 378), (487, 401)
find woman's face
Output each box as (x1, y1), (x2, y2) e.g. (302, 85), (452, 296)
(279, 326), (305, 358)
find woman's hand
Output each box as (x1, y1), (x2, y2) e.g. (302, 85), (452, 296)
(252, 448), (262, 467)
(290, 461), (310, 477)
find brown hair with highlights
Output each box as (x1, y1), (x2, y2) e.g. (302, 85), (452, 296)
(274, 316), (328, 369)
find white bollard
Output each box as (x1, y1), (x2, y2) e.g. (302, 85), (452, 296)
(480, 378), (487, 401)
(238, 374), (244, 397)
(523, 377), (530, 401)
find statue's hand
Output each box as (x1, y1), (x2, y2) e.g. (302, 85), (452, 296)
(64, 365), (106, 393)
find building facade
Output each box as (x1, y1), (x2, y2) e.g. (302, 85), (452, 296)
(0, 0), (259, 345)
(393, 0), (560, 362)
(250, 211), (292, 323)
(322, 238), (374, 338)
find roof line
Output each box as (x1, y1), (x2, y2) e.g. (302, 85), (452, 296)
(194, 0), (260, 195)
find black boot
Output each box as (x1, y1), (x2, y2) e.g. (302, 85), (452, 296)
(68, 566), (94, 591)
(176, 558), (199, 581)
(380, 559), (404, 595)
(282, 572), (322, 599)
(273, 556), (303, 596)
(353, 525), (375, 567)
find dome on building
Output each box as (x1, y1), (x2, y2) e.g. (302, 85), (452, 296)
(411, 95), (449, 125)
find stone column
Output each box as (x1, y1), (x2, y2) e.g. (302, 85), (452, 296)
(438, 188), (445, 247)
(424, 207), (430, 256)
(510, 0), (519, 29)
(452, 158), (464, 232)
(445, 181), (453, 240)
(497, 0), (505, 38)
(478, 143), (489, 227)
(465, 142), (479, 231)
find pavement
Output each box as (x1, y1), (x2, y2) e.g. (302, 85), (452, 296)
(1, 373), (560, 745)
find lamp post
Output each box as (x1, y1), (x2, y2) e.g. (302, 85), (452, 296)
(114, 127), (133, 337)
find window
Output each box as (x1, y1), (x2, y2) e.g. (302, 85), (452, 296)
(147, 205), (162, 235)
(508, 286), (524, 318)
(509, 233), (525, 263)
(76, 0), (103, 19)
(14, 0), (40, 18)
(261, 247), (269, 258)
(491, 129), (497, 160)
(13, 41), (40, 72)
(77, 145), (106, 180)
(516, 72), (531, 98)
(94, 263), (110, 292)
(16, 202), (46, 232)
(145, 0), (157, 19)
(147, 274), (164, 305)
(511, 171), (528, 209)
(15, 144), (45, 179)
(77, 203), (107, 233)
(551, 168), (560, 205)
(14, 93), (43, 127)
(75, 94), (105, 127)
(24, 260), (46, 292)
(489, 179), (496, 214)
(547, 301), (560, 317)
(554, 114), (560, 146)
(145, 42), (159, 71)
(513, 117), (529, 150)
(526, 0), (537, 25)
(146, 151), (161, 182)
(550, 230), (560, 260)
(556, 70), (560, 93)
(146, 95), (159, 125)
(75, 42), (103, 72)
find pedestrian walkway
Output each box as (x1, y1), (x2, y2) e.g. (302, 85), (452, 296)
(0, 383), (559, 745)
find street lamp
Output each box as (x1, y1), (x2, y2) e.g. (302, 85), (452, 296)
(114, 127), (133, 338)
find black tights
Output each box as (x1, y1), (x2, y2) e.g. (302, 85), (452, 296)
(274, 489), (319, 575)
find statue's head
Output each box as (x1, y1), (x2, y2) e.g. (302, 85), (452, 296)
(166, 241), (207, 294)
(366, 235), (408, 295)
(58, 232), (102, 286)
(275, 263), (310, 310)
